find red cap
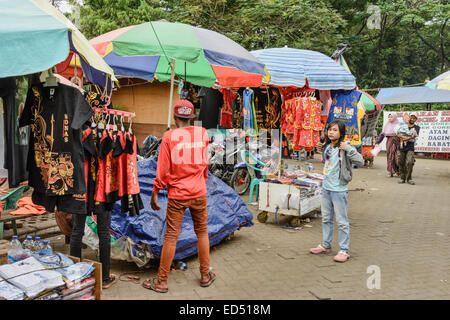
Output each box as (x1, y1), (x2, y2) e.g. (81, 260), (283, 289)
(173, 99), (196, 119)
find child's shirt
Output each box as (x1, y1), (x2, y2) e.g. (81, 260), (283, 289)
(395, 123), (418, 142)
(322, 145), (348, 192)
(394, 122), (410, 135)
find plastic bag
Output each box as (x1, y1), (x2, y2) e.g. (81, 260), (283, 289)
(371, 145), (382, 156)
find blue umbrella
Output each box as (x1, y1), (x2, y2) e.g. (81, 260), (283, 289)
(251, 47), (356, 90)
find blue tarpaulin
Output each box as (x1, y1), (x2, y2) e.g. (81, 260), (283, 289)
(110, 158), (254, 261)
(376, 86), (450, 105)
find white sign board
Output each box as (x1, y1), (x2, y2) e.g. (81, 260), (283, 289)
(380, 110), (450, 153)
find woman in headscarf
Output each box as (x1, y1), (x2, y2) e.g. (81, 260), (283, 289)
(375, 113), (400, 177)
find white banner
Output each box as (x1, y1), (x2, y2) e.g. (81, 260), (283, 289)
(380, 110), (450, 153)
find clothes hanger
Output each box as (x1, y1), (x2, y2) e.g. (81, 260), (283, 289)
(43, 68), (59, 87)
(120, 115), (125, 132)
(98, 112), (105, 130)
(128, 116), (133, 134)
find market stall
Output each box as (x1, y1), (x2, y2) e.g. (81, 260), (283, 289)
(246, 47), (360, 226)
(58, 21), (267, 266)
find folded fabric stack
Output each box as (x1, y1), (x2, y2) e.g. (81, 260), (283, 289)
(306, 173), (325, 181)
(0, 257), (65, 298)
(291, 177), (322, 188)
(27, 287), (64, 300)
(62, 276), (96, 300)
(61, 262), (95, 287)
(0, 278), (25, 300)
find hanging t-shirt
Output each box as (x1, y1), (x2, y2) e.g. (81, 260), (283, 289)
(253, 87), (268, 129)
(19, 83), (94, 196)
(198, 87), (223, 129)
(0, 77), (30, 187)
(242, 88), (258, 135)
(232, 95), (242, 129)
(327, 90), (362, 143)
(350, 106), (366, 146)
(266, 87), (282, 131)
(219, 88), (236, 128)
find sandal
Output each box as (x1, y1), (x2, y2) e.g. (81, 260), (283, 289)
(102, 274), (118, 289)
(200, 271), (216, 287)
(310, 244), (331, 254)
(334, 250), (350, 263)
(142, 278), (168, 293)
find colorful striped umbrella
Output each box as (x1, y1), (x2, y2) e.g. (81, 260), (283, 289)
(425, 70), (450, 90)
(93, 21), (268, 128)
(250, 47), (356, 90)
(0, 0), (116, 87)
(358, 90), (381, 111)
(88, 22), (268, 88)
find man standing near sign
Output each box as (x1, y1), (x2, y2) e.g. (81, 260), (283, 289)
(397, 114), (420, 185)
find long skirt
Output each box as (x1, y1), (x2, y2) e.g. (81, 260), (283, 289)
(386, 136), (400, 175)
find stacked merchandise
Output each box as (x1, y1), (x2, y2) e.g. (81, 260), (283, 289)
(0, 256), (65, 299)
(62, 276), (96, 300)
(0, 279), (25, 300)
(37, 252), (95, 300)
(266, 169), (324, 189)
(0, 252), (97, 300)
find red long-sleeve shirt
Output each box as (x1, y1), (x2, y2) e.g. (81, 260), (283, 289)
(153, 126), (209, 200)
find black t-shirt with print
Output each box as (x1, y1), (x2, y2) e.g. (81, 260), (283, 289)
(19, 83), (94, 196)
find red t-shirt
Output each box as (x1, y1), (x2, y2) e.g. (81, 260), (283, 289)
(153, 126), (209, 200)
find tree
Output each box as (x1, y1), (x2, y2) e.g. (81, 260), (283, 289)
(77, 0), (448, 92)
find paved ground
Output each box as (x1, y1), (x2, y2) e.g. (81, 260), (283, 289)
(3, 154), (449, 300)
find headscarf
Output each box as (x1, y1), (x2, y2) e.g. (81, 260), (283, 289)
(382, 113), (400, 137)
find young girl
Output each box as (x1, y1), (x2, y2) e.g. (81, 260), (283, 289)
(310, 120), (364, 262)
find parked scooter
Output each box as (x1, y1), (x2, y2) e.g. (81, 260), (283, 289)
(230, 142), (280, 195)
(208, 131), (247, 185)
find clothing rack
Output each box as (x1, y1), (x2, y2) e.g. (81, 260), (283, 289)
(92, 107), (136, 119)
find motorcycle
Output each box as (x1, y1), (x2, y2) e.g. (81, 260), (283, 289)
(230, 142), (280, 195)
(208, 131), (247, 186)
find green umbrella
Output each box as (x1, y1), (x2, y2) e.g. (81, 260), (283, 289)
(110, 21), (267, 128)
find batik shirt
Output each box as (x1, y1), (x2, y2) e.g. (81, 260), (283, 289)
(19, 83), (94, 196)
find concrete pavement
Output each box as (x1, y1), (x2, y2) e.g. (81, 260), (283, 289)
(5, 154), (450, 300)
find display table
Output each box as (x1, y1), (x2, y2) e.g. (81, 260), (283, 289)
(257, 172), (322, 227)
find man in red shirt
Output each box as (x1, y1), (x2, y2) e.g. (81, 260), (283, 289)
(143, 99), (216, 293)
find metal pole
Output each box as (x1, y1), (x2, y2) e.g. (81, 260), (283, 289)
(167, 58), (176, 130)
(278, 128), (282, 179)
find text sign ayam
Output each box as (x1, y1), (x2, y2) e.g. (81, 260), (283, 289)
(381, 110), (450, 153)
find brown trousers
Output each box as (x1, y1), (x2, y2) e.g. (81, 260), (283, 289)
(158, 195), (210, 281)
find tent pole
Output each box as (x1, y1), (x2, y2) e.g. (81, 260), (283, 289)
(278, 128), (282, 179)
(167, 58), (176, 130)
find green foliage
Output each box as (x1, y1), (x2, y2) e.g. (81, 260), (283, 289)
(77, 0), (449, 95)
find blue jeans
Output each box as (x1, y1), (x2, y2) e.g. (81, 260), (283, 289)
(321, 189), (349, 252)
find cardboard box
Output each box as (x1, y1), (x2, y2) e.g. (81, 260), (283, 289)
(0, 240), (8, 265)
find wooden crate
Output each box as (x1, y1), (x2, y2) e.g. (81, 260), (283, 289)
(68, 256), (102, 300)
